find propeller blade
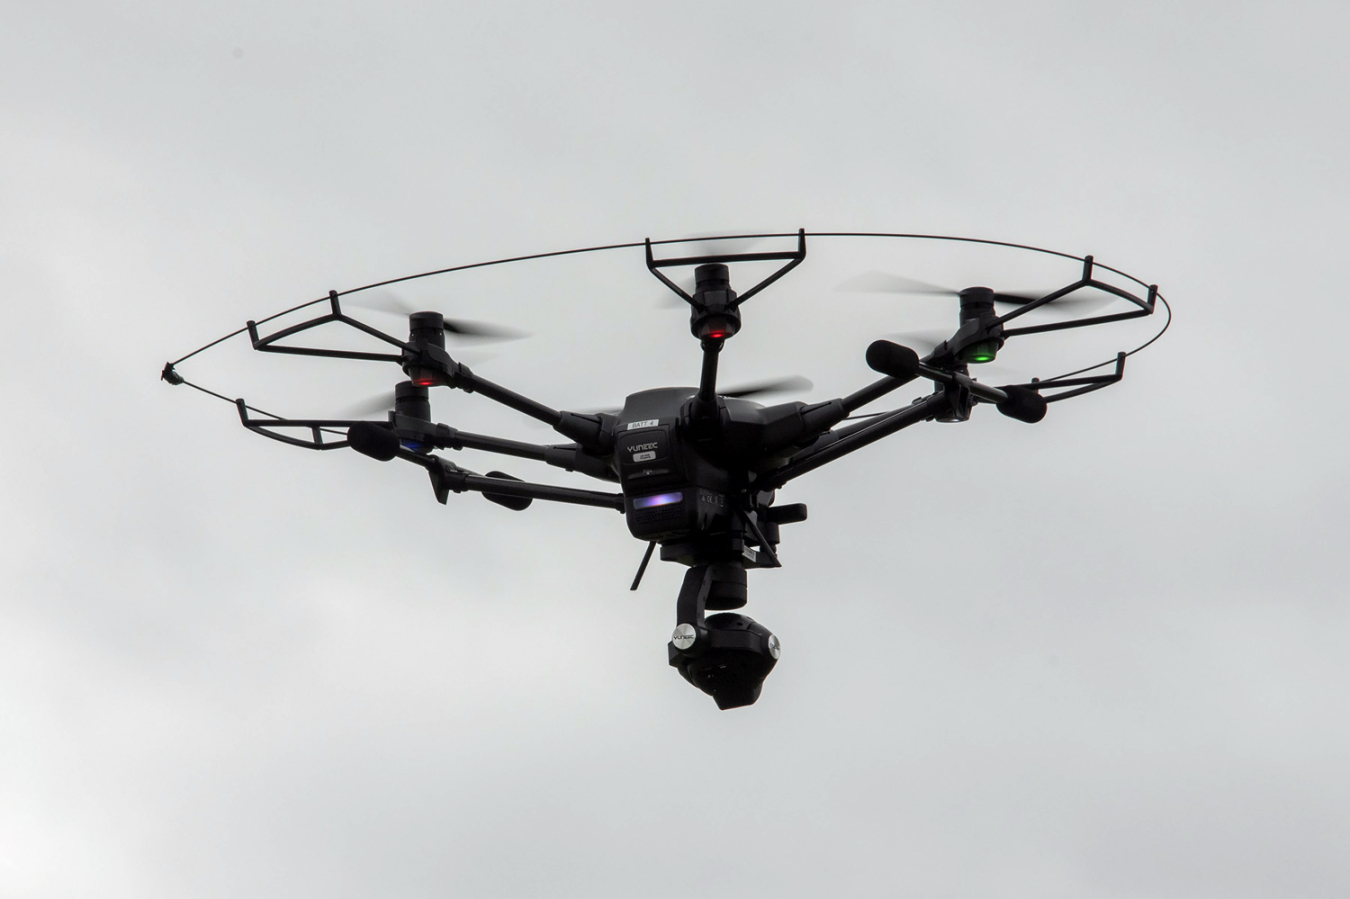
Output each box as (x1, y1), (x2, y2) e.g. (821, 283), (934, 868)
(345, 290), (527, 340)
(837, 271), (956, 295)
(992, 292), (1115, 314)
(441, 318), (528, 340)
(657, 234), (767, 309)
(839, 272), (1115, 317)
(344, 289), (420, 316)
(338, 390), (398, 418)
(840, 282), (1112, 309)
(573, 375), (812, 417)
(721, 375), (813, 399)
(683, 233), (766, 257)
(885, 330), (951, 357)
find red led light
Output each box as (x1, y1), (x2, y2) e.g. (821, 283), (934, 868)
(693, 313), (739, 341)
(408, 366), (444, 387)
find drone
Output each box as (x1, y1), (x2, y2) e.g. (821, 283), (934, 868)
(162, 230), (1166, 709)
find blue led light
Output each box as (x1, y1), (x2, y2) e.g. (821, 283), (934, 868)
(633, 491), (683, 509)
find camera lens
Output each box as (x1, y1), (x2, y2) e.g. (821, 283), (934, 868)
(669, 613), (779, 709)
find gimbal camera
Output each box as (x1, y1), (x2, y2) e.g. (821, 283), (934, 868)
(162, 230), (1166, 708)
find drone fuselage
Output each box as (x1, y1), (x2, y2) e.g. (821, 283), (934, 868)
(186, 232), (1158, 709)
(613, 386), (825, 567)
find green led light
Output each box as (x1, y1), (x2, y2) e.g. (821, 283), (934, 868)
(960, 339), (1000, 364)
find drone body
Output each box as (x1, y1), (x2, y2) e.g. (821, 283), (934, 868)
(163, 231), (1165, 709)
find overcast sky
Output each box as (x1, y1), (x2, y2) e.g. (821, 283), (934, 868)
(3, 2), (1348, 897)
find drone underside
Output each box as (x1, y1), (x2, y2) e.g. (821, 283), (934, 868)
(163, 230), (1164, 709)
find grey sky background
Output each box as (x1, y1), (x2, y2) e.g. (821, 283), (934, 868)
(2, 2), (1348, 897)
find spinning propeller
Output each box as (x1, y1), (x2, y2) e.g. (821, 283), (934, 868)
(838, 270), (1117, 365)
(716, 375), (813, 400)
(837, 271), (1114, 314)
(346, 290), (529, 341)
(347, 375), (814, 421)
(341, 390), (415, 418)
(656, 235), (767, 308)
(577, 375), (814, 417)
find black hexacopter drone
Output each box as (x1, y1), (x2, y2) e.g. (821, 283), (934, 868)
(163, 231), (1168, 709)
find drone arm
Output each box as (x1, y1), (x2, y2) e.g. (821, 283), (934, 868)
(351, 418), (616, 482)
(393, 449), (624, 510)
(686, 339), (724, 427)
(698, 340), (721, 405)
(917, 365), (1008, 404)
(759, 392), (951, 490)
(413, 348), (612, 453)
(744, 351), (923, 459)
(447, 469), (624, 510)
(840, 375), (914, 414)
(751, 340), (1022, 467)
(466, 378), (562, 427)
(542, 445), (617, 481)
(459, 431), (614, 482)
(442, 428), (548, 460)
(450, 431), (614, 480)
(760, 366), (1042, 488)
(431, 353), (563, 427)
(839, 339), (1010, 412)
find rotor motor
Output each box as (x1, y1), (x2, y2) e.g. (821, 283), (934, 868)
(690, 263), (742, 341)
